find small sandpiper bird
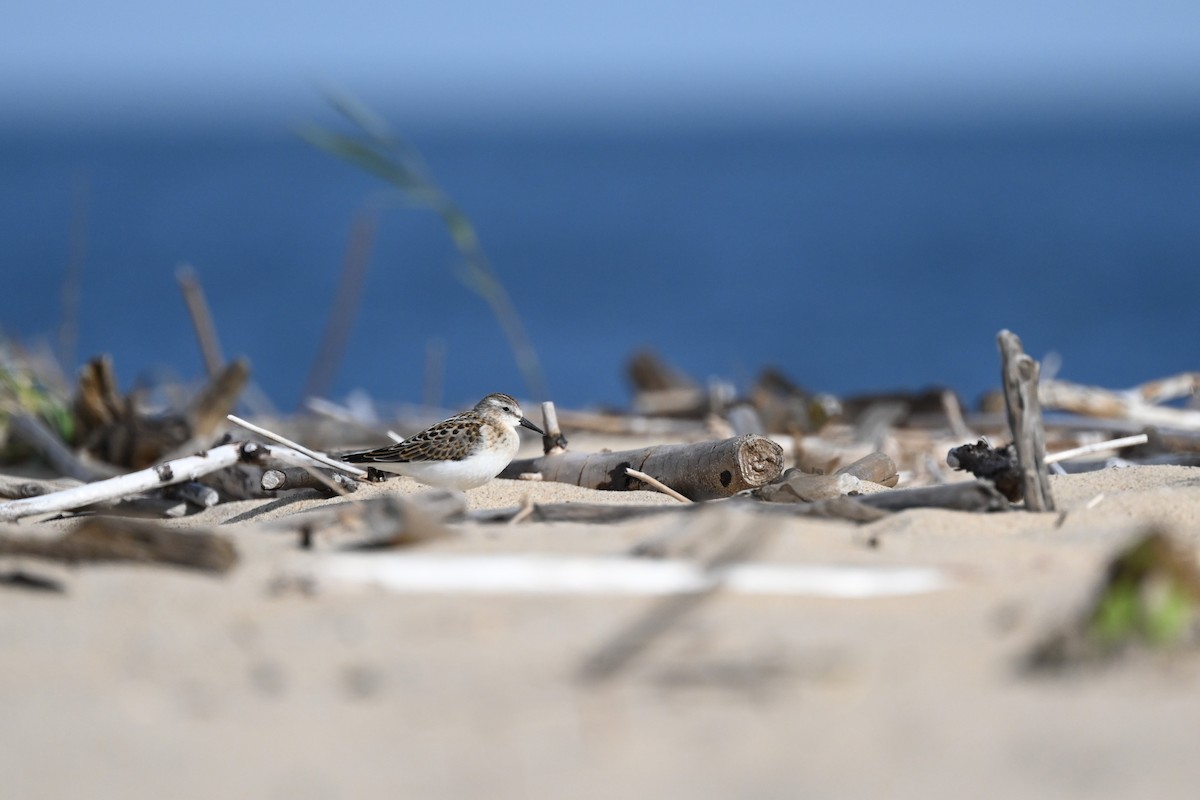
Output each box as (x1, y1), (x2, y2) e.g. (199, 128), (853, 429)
(342, 393), (544, 490)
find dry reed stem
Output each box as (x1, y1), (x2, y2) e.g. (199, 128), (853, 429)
(625, 467), (691, 503)
(226, 414), (367, 479)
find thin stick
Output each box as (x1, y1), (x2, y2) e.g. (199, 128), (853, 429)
(1044, 434), (1149, 465)
(302, 205), (379, 402)
(302, 102), (549, 400)
(225, 414), (368, 479)
(508, 495), (535, 525)
(625, 467), (691, 504)
(57, 171), (89, 373)
(941, 389), (973, 441)
(423, 337), (446, 409)
(541, 401), (560, 438)
(175, 263), (225, 379)
(248, 441), (359, 473)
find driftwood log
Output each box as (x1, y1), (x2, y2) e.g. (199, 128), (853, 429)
(754, 452), (899, 503)
(0, 516), (237, 573)
(472, 479), (1008, 525)
(73, 355), (249, 469)
(471, 503), (681, 524)
(227, 414), (368, 479)
(853, 480), (1009, 513)
(0, 443), (249, 522)
(261, 467), (360, 496)
(1040, 373), (1200, 431)
(627, 349), (707, 417)
(997, 330), (1055, 512)
(268, 490), (467, 551)
(166, 481), (221, 509)
(500, 434), (784, 501)
(747, 367), (825, 433)
(0, 440), (337, 522)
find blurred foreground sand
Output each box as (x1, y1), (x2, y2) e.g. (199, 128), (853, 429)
(2, 437), (1200, 799)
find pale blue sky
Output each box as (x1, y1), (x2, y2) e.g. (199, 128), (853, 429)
(3, 0), (1199, 127)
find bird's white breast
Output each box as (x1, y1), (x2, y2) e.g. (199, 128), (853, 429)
(382, 426), (519, 490)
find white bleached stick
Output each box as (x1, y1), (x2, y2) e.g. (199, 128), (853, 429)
(0, 444), (245, 522)
(300, 554), (950, 597)
(1044, 434), (1149, 465)
(226, 414), (367, 479)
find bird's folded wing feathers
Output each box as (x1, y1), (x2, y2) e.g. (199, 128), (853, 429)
(343, 412), (473, 463)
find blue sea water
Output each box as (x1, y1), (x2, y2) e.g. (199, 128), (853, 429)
(2, 115), (1198, 411)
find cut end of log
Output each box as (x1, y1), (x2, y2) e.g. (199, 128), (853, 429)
(734, 434), (786, 488)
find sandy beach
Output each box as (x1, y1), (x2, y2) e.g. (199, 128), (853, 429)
(2, 426), (1200, 800)
(5, 5), (1197, 797)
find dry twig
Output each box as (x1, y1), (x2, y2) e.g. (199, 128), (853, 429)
(624, 468), (691, 503)
(176, 264), (226, 379)
(226, 414), (367, 479)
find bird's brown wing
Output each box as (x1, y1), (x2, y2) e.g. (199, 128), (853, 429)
(342, 413), (479, 464)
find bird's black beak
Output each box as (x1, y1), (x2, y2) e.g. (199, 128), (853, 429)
(519, 416), (545, 435)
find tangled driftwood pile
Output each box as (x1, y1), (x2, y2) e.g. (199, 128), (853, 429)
(1, 329), (1199, 604)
